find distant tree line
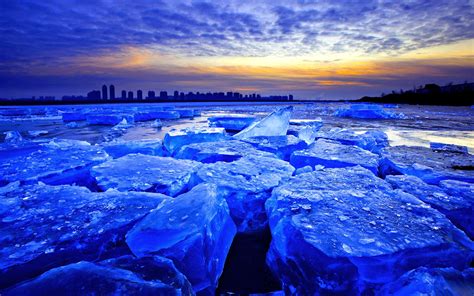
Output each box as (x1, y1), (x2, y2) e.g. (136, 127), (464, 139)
(358, 82), (474, 106)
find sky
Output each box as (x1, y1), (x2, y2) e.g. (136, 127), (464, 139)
(0, 0), (473, 100)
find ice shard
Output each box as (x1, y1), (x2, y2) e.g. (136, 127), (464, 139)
(290, 139), (380, 174)
(313, 128), (389, 154)
(0, 183), (169, 288)
(126, 183), (236, 293)
(266, 166), (474, 294)
(234, 106), (293, 140)
(191, 155), (295, 233)
(91, 154), (200, 196)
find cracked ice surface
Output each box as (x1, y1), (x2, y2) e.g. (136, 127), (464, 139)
(126, 183), (236, 293)
(4, 258), (193, 295)
(242, 135), (307, 161)
(380, 145), (474, 184)
(387, 175), (474, 239)
(175, 140), (276, 163)
(0, 139), (109, 188)
(91, 154), (200, 196)
(192, 155), (295, 233)
(290, 139), (380, 174)
(0, 183), (169, 288)
(266, 166), (474, 294)
(379, 267), (474, 295)
(163, 127), (227, 154)
(234, 106), (293, 140)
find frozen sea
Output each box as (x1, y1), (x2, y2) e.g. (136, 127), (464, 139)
(1, 101), (473, 295)
(1, 102), (473, 152)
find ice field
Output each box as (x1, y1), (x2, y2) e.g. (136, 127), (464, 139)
(0, 102), (473, 295)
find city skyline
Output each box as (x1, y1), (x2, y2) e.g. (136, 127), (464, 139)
(1, 1), (473, 100)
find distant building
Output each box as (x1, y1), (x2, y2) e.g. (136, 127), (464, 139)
(289, 94), (294, 101)
(137, 90), (143, 100)
(160, 91), (168, 100)
(109, 85), (115, 100)
(87, 90), (101, 100)
(127, 91), (133, 100)
(102, 85), (108, 100)
(147, 91), (155, 99)
(121, 90), (126, 100)
(174, 91), (179, 100)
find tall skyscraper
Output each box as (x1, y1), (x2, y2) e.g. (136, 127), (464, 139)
(121, 90), (126, 100)
(137, 90), (143, 100)
(102, 85), (108, 100)
(109, 85), (115, 100)
(127, 91), (133, 100)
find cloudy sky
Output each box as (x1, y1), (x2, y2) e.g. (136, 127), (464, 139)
(0, 0), (473, 99)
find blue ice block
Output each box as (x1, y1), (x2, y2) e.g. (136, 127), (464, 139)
(175, 109), (195, 118)
(290, 139), (380, 174)
(242, 135), (307, 161)
(87, 114), (134, 125)
(126, 183), (236, 293)
(163, 127), (227, 154)
(387, 175), (474, 239)
(3, 260), (192, 295)
(175, 140), (276, 163)
(265, 167), (474, 294)
(314, 128), (389, 154)
(234, 107), (293, 140)
(430, 142), (469, 154)
(192, 155), (295, 233)
(334, 104), (405, 119)
(62, 112), (87, 122)
(0, 183), (169, 288)
(380, 145), (474, 184)
(379, 267), (474, 295)
(208, 115), (256, 131)
(91, 154), (200, 196)
(102, 139), (165, 158)
(0, 139), (109, 188)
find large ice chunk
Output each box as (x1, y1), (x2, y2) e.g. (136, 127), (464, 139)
(62, 112), (87, 122)
(208, 115), (257, 131)
(379, 267), (474, 295)
(163, 127), (227, 154)
(175, 109), (195, 118)
(314, 128), (389, 154)
(87, 114), (134, 125)
(242, 135), (307, 161)
(102, 139), (165, 158)
(380, 146), (474, 184)
(234, 106), (293, 140)
(0, 183), (169, 288)
(192, 155), (295, 233)
(3, 131), (23, 143)
(334, 104), (405, 119)
(4, 259), (193, 295)
(0, 139), (109, 188)
(430, 142), (469, 154)
(126, 183), (236, 293)
(266, 167), (474, 294)
(290, 139), (380, 174)
(91, 154), (200, 196)
(387, 175), (474, 239)
(175, 140), (276, 163)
